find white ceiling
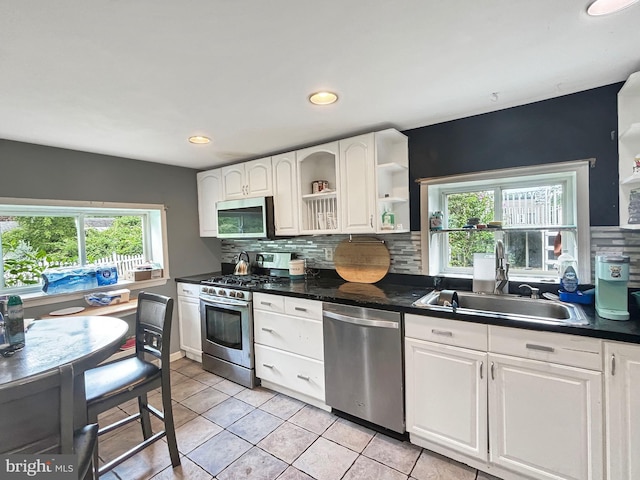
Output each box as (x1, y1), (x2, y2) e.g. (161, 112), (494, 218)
(1, 1), (639, 170)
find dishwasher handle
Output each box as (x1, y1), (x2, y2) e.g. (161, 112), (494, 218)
(323, 310), (399, 329)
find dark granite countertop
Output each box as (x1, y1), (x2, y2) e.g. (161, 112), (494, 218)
(175, 273), (640, 344)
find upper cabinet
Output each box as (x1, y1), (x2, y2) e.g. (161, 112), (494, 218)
(339, 134), (376, 233)
(340, 129), (409, 234)
(272, 152), (299, 236)
(618, 71), (640, 229)
(197, 128), (409, 237)
(222, 157), (272, 200)
(196, 168), (222, 237)
(297, 142), (341, 235)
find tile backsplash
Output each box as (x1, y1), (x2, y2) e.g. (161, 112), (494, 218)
(222, 227), (640, 287)
(221, 232), (421, 275)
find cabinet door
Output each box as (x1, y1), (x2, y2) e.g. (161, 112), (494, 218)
(177, 293), (202, 361)
(221, 164), (246, 200)
(246, 157), (273, 197)
(489, 354), (603, 480)
(605, 341), (640, 480)
(196, 169), (222, 237)
(339, 134), (376, 234)
(405, 337), (488, 461)
(272, 152), (298, 235)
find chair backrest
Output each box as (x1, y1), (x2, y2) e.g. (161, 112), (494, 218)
(0, 364), (74, 454)
(135, 291), (174, 366)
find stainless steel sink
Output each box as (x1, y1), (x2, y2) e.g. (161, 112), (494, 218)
(412, 290), (589, 325)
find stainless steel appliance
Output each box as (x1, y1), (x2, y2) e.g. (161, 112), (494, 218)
(323, 302), (404, 433)
(216, 197), (275, 239)
(200, 252), (292, 388)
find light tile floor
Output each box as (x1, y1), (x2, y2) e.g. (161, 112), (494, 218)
(96, 357), (503, 480)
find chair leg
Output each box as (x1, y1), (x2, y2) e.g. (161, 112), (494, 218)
(161, 384), (180, 467)
(138, 394), (152, 440)
(87, 412), (99, 480)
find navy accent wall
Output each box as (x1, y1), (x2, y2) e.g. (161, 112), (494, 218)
(404, 82), (622, 231)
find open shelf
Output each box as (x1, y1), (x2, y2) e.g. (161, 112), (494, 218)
(301, 191), (337, 200)
(430, 226), (577, 233)
(377, 162), (407, 173)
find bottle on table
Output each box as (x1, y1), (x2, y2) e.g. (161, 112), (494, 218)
(6, 295), (25, 350)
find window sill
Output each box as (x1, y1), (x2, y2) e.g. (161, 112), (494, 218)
(21, 277), (170, 309)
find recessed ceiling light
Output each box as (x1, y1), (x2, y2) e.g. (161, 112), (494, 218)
(587, 0), (639, 16)
(188, 135), (211, 144)
(308, 91), (338, 105)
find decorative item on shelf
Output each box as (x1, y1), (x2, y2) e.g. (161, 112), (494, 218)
(629, 189), (640, 224)
(430, 211), (443, 230)
(635, 154), (640, 174)
(381, 208), (395, 230)
(312, 180), (329, 194)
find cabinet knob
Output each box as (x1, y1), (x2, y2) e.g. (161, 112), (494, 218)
(261, 327), (273, 333)
(294, 307), (307, 312)
(297, 374), (310, 381)
(262, 363), (274, 369)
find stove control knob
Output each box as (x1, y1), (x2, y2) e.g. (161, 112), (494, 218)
(228, 291), (236, 297)
(217, 289), (226, 296)
(236, 291), (245, 300)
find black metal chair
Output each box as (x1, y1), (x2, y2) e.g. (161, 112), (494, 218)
(0, 364), (99, 480)
(84, 291), (180, 476)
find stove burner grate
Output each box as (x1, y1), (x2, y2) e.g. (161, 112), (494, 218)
(203, 274), (290, 287)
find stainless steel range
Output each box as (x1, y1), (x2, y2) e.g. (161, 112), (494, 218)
(200, 252), (292, 388)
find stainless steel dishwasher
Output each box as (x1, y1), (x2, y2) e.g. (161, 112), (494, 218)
(323, 302), (404, 433)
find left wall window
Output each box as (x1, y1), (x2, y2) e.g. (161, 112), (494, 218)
(0, 199), (167, 295)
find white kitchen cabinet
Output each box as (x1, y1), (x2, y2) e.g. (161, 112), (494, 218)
(488, 353), (602, 480)
(222, 157), (272, 200)
(339, 129), (409, 234)
(406, 315), (604, 480)
(272, 151), (299, 235)
(253, 292), (326, 409)
(296, 142), (340, 234)
(196, 168), (222, 237)
(604, 341), (640, 480)
(618, 71), (640, 229)
(177, 282), (202, 362)
(339, 134), (376, 233)
(405, 315), (488, 461)
(488, 326), (603, 480)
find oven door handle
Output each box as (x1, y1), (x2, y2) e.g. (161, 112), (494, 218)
(200, 296), (250, 308)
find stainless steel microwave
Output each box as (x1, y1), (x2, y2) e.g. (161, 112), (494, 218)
(216, 196), (276, 239)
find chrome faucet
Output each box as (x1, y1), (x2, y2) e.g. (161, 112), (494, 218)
(494, 239), (509, 294)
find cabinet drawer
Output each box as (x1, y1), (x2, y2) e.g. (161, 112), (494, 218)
(255, 344), (325, 401)
(177, 282), (200, 298)
(285, 297), (322, 321)
(254, 310), (323, 361)
(405, 314), (488, 351)
(489, 326), (602, 371)
(254, 292), (285, 313)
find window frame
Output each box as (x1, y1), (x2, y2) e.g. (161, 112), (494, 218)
(0, 197), (169, 306)
(419, 159), (592, 284)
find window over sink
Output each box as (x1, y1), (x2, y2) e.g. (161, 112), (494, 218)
(0, 198), (168, 297)
(419, 159), (591, 283)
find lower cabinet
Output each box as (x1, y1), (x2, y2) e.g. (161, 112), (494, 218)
(604, 341), (640, 480)
(177, 282), (202, 362)
(254, 292), (326, 408)
(405, 314), (603, 480)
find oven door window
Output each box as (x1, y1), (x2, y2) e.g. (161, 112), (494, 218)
(204, 304), (243, 350)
